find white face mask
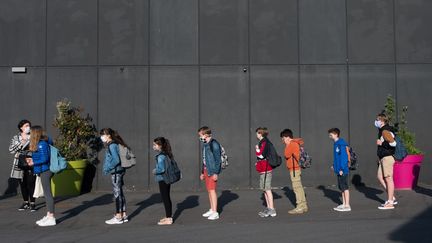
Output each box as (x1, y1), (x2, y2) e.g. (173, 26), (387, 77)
(101, 135), (108, 143)
(23, 127), (30, 134)
(374, 120), (383, 128)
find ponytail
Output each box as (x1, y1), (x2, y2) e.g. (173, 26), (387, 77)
(154, 137), (174, 160)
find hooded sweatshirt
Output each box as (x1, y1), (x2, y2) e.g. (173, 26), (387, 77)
(333, 138), (349, 175)
(284, 138), (304, 171)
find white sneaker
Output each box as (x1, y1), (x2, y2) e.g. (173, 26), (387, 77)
(36, 216), (48, 225)
(339, 206), (352, 212)
(207, 212), (219, 220)
(105, 216), (124, 225)
(202, 209), (214, 218)
(38, 216), (56, 227)
(333, 204), (345, 211)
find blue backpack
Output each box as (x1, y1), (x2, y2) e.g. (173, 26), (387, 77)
(49, 145), (68, 173)
(393, 136), (408, 161)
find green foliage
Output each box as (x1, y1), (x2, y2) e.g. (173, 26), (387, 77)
(383, 95), (422, 155)
(53, 99), (98, 161)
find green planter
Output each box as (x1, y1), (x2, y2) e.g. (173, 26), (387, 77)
(51, 160), (88, 197)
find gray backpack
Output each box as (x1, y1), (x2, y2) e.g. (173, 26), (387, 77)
(119, 144), (136, 169)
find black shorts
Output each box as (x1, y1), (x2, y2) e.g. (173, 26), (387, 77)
(337, 174), (349, 192)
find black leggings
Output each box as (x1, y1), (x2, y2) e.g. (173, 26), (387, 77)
(20, 169), (36, 203)
(158, 181), (172, 218)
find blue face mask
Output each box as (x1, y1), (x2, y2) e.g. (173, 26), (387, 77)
(374, 120), (382, 128)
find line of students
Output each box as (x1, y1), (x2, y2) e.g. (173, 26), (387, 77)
(9, 112), (399, 227)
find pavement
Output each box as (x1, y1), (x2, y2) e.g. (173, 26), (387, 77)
(1, 184), (432, 243)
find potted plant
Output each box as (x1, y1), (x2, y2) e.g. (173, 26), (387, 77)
(51, 99), (98, 196)
(383, 95), (424, 190)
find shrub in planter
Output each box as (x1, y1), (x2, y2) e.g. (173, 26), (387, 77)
(51, 99), (99, 196)
(383, 95), (424, 189)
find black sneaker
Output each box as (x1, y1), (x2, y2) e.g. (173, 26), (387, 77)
(18, 203), (29, 211)
(30, 204), (36, 212)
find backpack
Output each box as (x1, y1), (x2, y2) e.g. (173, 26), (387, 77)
(119, 144), (136, 169)
(49, 145), (68, 174)
(163, 156), (182, 184)
(297, 146), (312, 169)
(210, 140), (229, 169)
(346, 146), (358, 170)
(266, 141), (282, 168)
(393, 136), (408, 161)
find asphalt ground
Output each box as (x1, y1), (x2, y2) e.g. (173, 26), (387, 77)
(1, 184), (431, 243)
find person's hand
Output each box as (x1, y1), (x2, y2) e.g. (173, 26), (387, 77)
(26, 158), (33, 166)
(152, 168), (156, 175)
(200, 174), (205, 181)
(212, 174), (218, 182)
(376, 139), (382, 146)
(339, 171), (343, 176)
(255, 145), (259, 150)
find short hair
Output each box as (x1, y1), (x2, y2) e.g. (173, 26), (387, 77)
(280, 129), (293, 138)
(17, 119), (31, 132)
(255, 127), (269, 137)
(377, 113), (389, 124)
(198, 126), (212, 135)
(328, 128), (341, 137)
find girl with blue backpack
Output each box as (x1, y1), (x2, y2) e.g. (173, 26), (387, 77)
(27, 126), (56, 227)
(153, 137), (175, 225)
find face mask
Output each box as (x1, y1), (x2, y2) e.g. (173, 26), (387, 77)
(24, 127), (30, 134)
(101, 135), (108, 143)
(200, 137), (207, 143)
(374, 120), (382, 128)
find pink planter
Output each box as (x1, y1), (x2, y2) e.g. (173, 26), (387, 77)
(393, 154), (424, 190)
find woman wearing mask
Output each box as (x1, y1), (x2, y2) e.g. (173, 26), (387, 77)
(153, 137), (174, 225)
(100, 128), (128, 225)
(9, 120), (36, 212)
(26, 126), (56, 227)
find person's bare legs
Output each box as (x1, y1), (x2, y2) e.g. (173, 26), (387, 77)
(265, 190), (274, 209)
(343, 190), (350, 207)
(209, 190), (217, 212)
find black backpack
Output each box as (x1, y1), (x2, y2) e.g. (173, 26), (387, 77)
(347, 146), (358, 170)
(266, 141), (282, 168)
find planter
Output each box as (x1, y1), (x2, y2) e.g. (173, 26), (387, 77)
(51, 160), (88, 197)
(393, 155), (424, 190)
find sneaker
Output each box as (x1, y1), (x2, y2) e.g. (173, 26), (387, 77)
(258, 208), (269, 217)
(30, 204), (36, 212)
(36, 216), (48, 225)
(18, 203), (29, 211)
(122, 215), (128, 223)
(267, 208), (277, 217)
(38, 216), (56, 227)
(105, 216), (124, 225)
(202, 209), (214, 218)
(207, 212), (219, 220)
(333, 204), (345, 211)
(157, 217), (173, 225)
(288, 207), (307, 214)
(338, 206), (352, 212)
(381, 198), (398, 207)
(378, 201), (395, 210)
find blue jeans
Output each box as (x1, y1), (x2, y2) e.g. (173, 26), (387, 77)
(111, 172), (126, 213)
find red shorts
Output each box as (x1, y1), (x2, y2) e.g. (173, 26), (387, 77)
(204, 169), (217, 191)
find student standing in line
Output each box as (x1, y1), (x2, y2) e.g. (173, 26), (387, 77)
(100, 128), (128, 224)
(9, 120), (36, 212)
(375, 114), (398, 210)
(198, 126), (221, 220)
(255, 127), (276, 218)
(328, 128), (351, 212)
(153, 137), (174, 225)
(280, 129), (308, 214)
(27, 126), (56, 226)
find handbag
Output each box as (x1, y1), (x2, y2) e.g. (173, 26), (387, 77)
(33, 176), (44, 198)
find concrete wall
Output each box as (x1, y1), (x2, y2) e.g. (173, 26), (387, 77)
(1, 0), (431, 192)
